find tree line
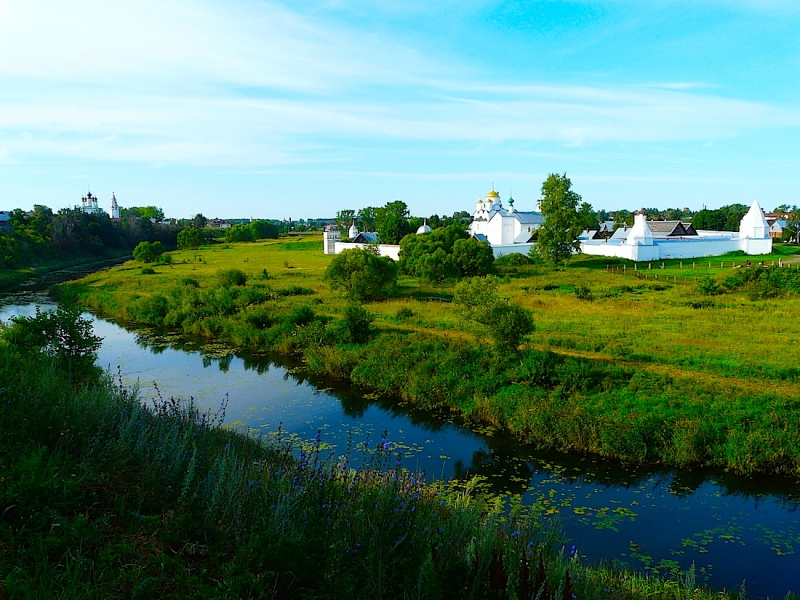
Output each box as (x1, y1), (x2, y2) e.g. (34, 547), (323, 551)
(0, 205), (178, 268)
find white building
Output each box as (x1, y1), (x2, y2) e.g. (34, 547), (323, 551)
(110, 192), (120, 220)
(468, 189), (544, 257)
(580, 201), (772, 261)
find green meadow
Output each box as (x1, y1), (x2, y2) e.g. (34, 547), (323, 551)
(61, 237), (800, 475)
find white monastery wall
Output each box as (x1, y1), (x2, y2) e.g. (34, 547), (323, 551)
(332, 241), (400, 261)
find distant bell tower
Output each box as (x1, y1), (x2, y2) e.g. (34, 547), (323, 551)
(109, 192), (120, 220)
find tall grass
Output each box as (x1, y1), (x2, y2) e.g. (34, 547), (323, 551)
(0, 334), (754, 599)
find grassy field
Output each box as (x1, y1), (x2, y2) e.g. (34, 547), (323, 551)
(60, 236), (800, 475)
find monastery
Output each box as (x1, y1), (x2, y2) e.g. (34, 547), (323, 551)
(580, 201), (772, 261)
(323, 189), (772, 261)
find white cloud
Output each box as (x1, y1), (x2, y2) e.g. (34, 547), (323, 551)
(1, 0), (799, 168)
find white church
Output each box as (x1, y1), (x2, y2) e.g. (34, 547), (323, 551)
(468, 188), (543, 257)
(76, 190), (120, 220)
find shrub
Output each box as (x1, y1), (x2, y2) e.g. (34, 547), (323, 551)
(177, 228), (206, 250)
(495, 253), (532, 267)
(217, 268), (247, 287)
(697, 276), (721, 296)
(395, 306), (414, 320)
(133, 241), (157, 263)
(140, 267), (156, 275)
(574, 284), (593, 301)
(287, 305), (315, 327)
(180, 277), (200, 288)
(324, 248), (398, 302)
(339, 303), (374, 344)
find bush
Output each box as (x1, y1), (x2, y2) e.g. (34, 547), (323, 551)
(495, 253), (532, 267)
(217, 268), (247, 287)
(697, 276), (721, 296)
(133, 241), (157, 263)
(324, 248), (398, 302)
(395, 306), (414, 320)
(574, 284), (593, 301)
(339, 303), (374, 344)
(180, 277), (200, 288)
(140, 267), (156, 275)
(177, 228), (206, 250)
(287, 305), (315, 327)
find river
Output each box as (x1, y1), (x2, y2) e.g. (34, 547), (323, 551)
(2, 295), (799, 598)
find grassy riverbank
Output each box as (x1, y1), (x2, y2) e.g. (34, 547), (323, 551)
(60, 238), (800, 475)
(0, 249), (132, 293)
(0, 315), (741, 599)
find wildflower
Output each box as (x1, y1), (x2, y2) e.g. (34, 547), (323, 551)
(511, 531), (520, 538)
(569, 544), (577, 557)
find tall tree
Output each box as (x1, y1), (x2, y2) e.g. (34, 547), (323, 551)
(336, 209), (356, 232)
(533, 173), (584, 265)
(375, 201), (411, 244)
(357, 207), (378, 232)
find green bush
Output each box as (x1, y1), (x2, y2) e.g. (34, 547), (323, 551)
(140, 267), (156, 275)
(180, 277), (200, 288)
(217, 268), (247, 287)
(324, 248), (398, 302)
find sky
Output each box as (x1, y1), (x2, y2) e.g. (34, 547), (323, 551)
(1, 0), (799, 220)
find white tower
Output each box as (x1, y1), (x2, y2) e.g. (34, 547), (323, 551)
(739, 201), (769, 239)
(109, 192), (120, 220)
(324, 224), (340, 255)
(348, 219), (359, 240)
(626, 211), (654, 245)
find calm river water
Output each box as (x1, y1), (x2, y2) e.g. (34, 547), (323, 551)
(3, 295), (799, 598)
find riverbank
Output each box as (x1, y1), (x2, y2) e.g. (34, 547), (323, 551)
(0, 309), (743, 599)
(0, 249), (131, 293)
(60, 238), (800, 476)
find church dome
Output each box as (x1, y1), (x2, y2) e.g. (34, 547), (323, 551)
(416, 219), (432, 234)
(486, 190), (500, 201)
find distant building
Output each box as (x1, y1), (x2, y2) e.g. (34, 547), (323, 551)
(110, 192), (120, 220)
(0, 211), (12, 231)
(77, 190), (105, 216)
(468, 189), (543, 257)
(580, 201), (772, 261)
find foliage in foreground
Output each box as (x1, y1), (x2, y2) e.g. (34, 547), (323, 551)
(0, 316), (747, 599)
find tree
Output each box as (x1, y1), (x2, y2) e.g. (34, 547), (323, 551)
(249, 220), (279, 240)
(324, 247), (398, 302)
(399, 224), (470, 283)
(336, 209), (356, 232)
(121, 206), (165, 222)
(453, 276), (534, 352)
(533, 173), (584, 265)
(177, 228), (206, 250)
(375, 201), (411, 244)
(452, 237), (494, 277)
(576, 201), (598, 231)
(133, 241), (158, 262)
(357, 207), (378, 232)
(225, 224), (254, 243)
(192, 213), (207, 229)
(8, 305), (102, 381)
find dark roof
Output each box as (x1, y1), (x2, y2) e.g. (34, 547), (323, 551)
(352, 232), (379, 244)
(647, 220), (697, 237)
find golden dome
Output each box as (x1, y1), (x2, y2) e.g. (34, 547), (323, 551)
(486, 190), (500, 199)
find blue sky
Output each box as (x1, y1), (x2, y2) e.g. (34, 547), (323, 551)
(1, 0), (799, 219)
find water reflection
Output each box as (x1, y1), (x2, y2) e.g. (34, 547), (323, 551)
(2, 300), (800, 598)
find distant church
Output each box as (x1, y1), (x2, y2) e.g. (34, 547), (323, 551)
(77, 189), (120, 220)
(468, 188), (543, 257)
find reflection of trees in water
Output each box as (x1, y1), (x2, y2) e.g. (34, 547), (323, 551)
(202, 354), (232, 372)
(116, 320), (800, 507)
(451, 449), (536, 496)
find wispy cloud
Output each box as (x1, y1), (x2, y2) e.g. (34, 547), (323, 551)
(1, 0), (799, 169)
